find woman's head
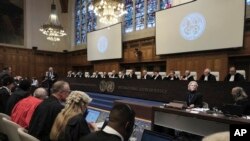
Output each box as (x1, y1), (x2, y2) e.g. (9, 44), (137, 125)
(50, 91), (92, 141)
(231, 87), (248, 102)
(188, 81), (198, 92)
(65, 91), (93, 111)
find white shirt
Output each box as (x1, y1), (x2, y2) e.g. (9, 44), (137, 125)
(229, 75), (235, 82)
(204, 76), (208, 81)
(103, 126), (124, 141)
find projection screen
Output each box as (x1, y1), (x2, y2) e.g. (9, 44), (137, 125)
(87, 23), (122, 61)
(156, 0), (245, 55)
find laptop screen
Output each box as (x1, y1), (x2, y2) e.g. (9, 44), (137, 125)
(141, 130), (173, 141)
(85, 109), (101, 123)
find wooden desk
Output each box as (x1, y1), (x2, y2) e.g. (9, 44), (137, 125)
(152, 106), (250, 136)
(65, 77), (250, 108)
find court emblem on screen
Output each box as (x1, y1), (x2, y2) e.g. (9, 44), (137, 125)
(97, 36), (108, 53)
(180, 12), (206, 41)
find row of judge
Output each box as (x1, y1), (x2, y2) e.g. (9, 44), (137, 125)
(80, 66), (245, 82)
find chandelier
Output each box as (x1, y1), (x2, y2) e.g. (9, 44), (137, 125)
(92, 0), (127, 25)
(39, 0), (66, 42)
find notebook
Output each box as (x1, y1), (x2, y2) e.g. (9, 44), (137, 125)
(85, 109), (101, 123)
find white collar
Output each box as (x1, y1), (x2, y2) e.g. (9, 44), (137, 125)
(103, 126), (124, 141)
(0, 86), (11, 95)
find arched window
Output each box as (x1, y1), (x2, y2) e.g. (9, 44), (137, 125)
(124, 0), (134, 33)
(147, 0), (157, 28)
(75, 0), (96, 45)
(135, 0), (145, 30)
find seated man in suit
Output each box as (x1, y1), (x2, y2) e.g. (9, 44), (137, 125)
(152, 71), (162, 80)
(199, 68), (216, 81)
(224, 66), (245, 82)
(102, 72), (109, 78)
(142, 70), (152, 80)
(79, 104), (135, 141)
(164, 70), (179, 80)
(231, 87), (250, 115)
(119, 70), (128, 79)
(128, 70), (137, 79)
(186, 81), (203, 108)
(181, 70), (194, 81)
(110, 70), (119, 78)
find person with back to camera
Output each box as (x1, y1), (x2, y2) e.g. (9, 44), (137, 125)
(79, 104), (135, 141)
(186, 81), (203, 108)
(50, 91), (98, 141)
(231, 87), (250, 115)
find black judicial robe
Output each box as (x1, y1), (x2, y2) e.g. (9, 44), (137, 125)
(5, 88), (29, 115)
(79, 131), (121, 141)
(0, 87), (10, 113)
(186, 91), (203, 108)
(224, 73), (245, 82)
(58, 114), (90, 141)
(28, 95), (64, 141)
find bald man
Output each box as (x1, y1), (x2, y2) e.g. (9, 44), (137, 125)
(199, 68), (216, 81)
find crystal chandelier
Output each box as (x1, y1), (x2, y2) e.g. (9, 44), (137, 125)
(39, 0), (66, 42)
(92, 0), (127, 25)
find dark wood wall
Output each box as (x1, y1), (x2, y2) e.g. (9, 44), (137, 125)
(1, 32), (250, 81)
(0, 46), (66, 81)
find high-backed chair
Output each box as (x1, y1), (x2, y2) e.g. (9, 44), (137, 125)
(174, 71), (181, 78)
(236, 70), (246, 79)
(135, 71), (141, 79)
(17, 128), (39, 141)
(190, 71), (197, 80)
(125, 69), (132, 75)
(0, 113), (10, 134)
(210, 71), (220, 81)
(85, 72), (90, 78)
(2, 117), (21, 141)
(147, 71), (154, 77)
(159, 72), (166, 79)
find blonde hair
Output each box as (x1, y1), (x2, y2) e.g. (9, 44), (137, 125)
(232, 87), (248, 102)
(50, 91), (92, 141)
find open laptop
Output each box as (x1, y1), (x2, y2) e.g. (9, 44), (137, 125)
(221, 104), (244, 116)
(141, 130), (173, 141)
(85, 109), (101, 123)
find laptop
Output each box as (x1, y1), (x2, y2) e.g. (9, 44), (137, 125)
(221, 104), (244, 116)
(85, 109), (101, 123)
(141, 130), (173, 141)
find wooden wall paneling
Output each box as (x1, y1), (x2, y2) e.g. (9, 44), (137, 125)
(167, 53), (228, 80)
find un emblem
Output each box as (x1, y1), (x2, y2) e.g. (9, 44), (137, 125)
(180, 12), (206, 41)
(99, 80), (115, 92)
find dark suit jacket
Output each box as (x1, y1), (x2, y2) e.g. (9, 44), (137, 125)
(199, 74), (216, 81)
(186, 91), (203, 108)
(182, 75), (195, 81)
(142, 74), (152, 80)
(29, 95), (64, 141)
(102, 74), (109, 79)
(163, 76), (180, 81)
(110, 74), (119, 78)
(79, 131), (121, 141)
(236, 99), (250, 115)
(128, 74), (137, 79)
(152, 75), (162, 80)
(0, 87), (11, 113)
(224, 73), (245, 82)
